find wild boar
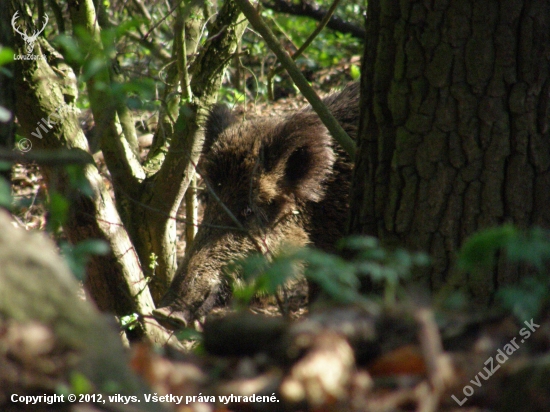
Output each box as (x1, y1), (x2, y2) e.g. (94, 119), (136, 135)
(155, 82), (359, 327)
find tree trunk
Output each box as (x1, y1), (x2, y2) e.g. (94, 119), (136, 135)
(350, 0), (550, 303)
(0, 7), (15, 172)
(0, 210), (157, 410)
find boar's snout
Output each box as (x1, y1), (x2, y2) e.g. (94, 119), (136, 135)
(154, 229), (256, 328)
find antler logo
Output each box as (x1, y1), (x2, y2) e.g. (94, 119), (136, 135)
(11, 11), (48, 55)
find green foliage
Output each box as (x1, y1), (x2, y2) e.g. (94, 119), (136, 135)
(148, 252), (159, 271)
(458, 225), (550, 272)
(120, 313), (140, 331)
(0, 161), (11, 172)
(55, 22), (156, 112)
(505, 226), (550, 270)
(294, 247), (359, 304)
(498, 278), (548, 321)
(112, 79), (156, 109)
(70, 372), (94, 394)
(218, 86), (247, 106)
(340, 236), (430, 304)
(175, 328), (202, 342)
(260, 4), (362, 69)
(57, 372), (93, 396)
(0, 161), (12, 210)
(46, 192), (70, 232)
(229, 3), (363, 102)
(0, 177), (11, 209)
(60, 239), (110, 281)
(229, 251), (304, 304)
(457, 224), (517, 272)
(350, 63), (361, 80)
(55, 32), (88, 68)
(0, 43), (14, 127)
(498, 227), (550, 319)
(0, 46), (14, 66)
(0, 47), (14, 122)
(230, 236), (429, 308)
(66, 165), (94, 197)
(457, 225), (550, 319)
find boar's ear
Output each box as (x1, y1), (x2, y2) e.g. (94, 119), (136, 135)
(204, 104), (237, 151)
(263, 119), (336, 202)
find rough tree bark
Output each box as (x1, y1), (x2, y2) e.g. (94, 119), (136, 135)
(350, 0), (550, 303)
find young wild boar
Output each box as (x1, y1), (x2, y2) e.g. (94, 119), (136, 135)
(155, 83), (359, 327)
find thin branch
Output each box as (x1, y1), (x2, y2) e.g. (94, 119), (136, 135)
(132, 0), (152, 21)
(124, 30), (172, 63)
(0, 148), (93, 165)
(267, 0), (343, 99)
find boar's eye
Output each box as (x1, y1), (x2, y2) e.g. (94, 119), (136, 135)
(241, 206), (253, 218)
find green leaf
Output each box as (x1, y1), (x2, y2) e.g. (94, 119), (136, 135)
(47, 192), (70, 232)
(69, 372), (93, 394)
(505, 227), (550, 270)
(459, 225), (550, 274)
(227, 235), (427, 308)
(0, 47), (14, 66)
(350, 64), (361, 80)
(231, 251), (299, 304)
(120, 313), (140, 330)
(66, 165), (94, 196)
(175, 328), (202, 342)
(74, 239), (110, 255)
(54, 35), (85, 64)
(82, 58), (107, 82)
(0, 177), (11, 209)
(61, 239), (109, 280)
(111, 78), (156, 107)
(457, 225), (517, 272)
(497, 277), (548, 320)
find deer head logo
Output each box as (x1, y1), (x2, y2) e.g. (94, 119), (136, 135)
(12, 11), (49, 55)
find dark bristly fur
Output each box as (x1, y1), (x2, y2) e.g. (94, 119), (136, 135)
(155, 83), (360, 327)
